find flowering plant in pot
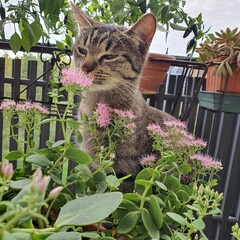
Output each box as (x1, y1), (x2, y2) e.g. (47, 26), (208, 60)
(0, 68), (223, 240)
(196, 27), (240, 94)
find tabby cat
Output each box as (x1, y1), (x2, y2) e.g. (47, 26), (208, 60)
(71, 3), (174, 191)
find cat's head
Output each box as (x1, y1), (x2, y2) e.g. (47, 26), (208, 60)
(70, 2), (156, 91)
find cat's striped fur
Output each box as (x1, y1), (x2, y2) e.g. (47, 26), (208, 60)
(71, 3), (174, 191)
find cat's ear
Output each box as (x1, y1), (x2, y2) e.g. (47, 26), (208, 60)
(70, 2), (99, 28)
(126, 13), (156, 46)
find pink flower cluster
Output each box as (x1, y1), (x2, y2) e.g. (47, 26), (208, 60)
(139, 154), (157, 166)
(190, 153), (222, 170)
(61, 68), (93, 87)
(95, 103), (111, 127)
(16, 102), (49, 115)
(95, 103), (136, 128)
(147, 123), (167, 138)
(0, 100), (49, 116)
(164, 119), (187, 129)
(0, 99), (16, 110)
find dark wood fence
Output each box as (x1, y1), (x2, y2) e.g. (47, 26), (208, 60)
(0, 41), (240, 239)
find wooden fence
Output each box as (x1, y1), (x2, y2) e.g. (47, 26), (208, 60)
(0, 41), (240, 240)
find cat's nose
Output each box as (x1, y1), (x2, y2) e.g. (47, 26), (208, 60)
(82, 60), (97, 74)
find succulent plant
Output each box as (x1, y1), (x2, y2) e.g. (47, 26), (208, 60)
(196, 27), (240, 77)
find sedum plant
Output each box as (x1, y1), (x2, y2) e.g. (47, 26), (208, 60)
(196, 27), (240, 77)
(0, 67), (223, 240)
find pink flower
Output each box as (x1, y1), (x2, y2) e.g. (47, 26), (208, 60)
(147, 124), (167, 137)
(31, 102), (49, 115)
(38, 176), (51, 193)
(190, 153), (222, 169)
(16, 101), (49, 115)
(164, 119), (186, 129)
(140, 154), (157, 166)
(61, 68), (93, 87)
(95, 103), (111, 127)
(0, 99), (16, 110)
(1, 161), (13, 180)
(113, 109), (136, 119)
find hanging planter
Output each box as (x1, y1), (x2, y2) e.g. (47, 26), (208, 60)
(198, 91), (240, 113)
(139, 53), (176, 94)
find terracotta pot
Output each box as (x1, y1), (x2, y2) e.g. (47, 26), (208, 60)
(139, 53), (176, 94)
(206, 64), (240, 94)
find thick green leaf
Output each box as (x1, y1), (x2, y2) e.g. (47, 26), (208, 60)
(3, 231), (32, 240)
(65, 147), (93, 164)
(9, 32), (21, 54)
(155, 181), (167, 191)
(10, 179), (31, 189)
(45, 232), (82, 240)
(52, 140), (66, 148)
(26, 154), (52, 167)
(141, 208), (160, 240)
(117, 211), (140, 234)
(81, 232), (100, 239)
(54, 192), (123, 228)
(164, 175), (180, 191)
(5, 150), (24, 160)
(149, 195), (163, 229)
(166, 212), (189, 226)
(192, 218), (205, 230)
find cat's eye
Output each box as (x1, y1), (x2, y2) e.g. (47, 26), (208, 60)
(101, 54), (117, 60)
(77, 47), (87, 56)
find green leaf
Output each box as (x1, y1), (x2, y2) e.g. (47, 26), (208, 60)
(164, 175), (180, 191)
(81, 232), (100, 239)
(76, 130), (83, 144)
(149, 195), (163, 229)
(141, 208), (160, 240)
(45, 232), (82, 240)
(117, 211), (140, 234)
(176, 232), (187, 240)
(66, 119), (81, 129)
(54, 192), (123, 228)
(192, 218), (205, 230)
(52, 140), (66, 148)
(5, 150), (24, 160)
(106, 175), (120, 190)
(56, 40), (66, 50)
(166, 212), (189, 226)
(31, 20), (42, 45)
(3, 231), (32, 240)
(155, 181), (167, 191)
(135, 179), (153, 188)
(9, 32), (22, 54)
(179, 163), (192, 174)
(10, 179), (31, 189)
(21, 22), (34, 52)
(26, 154), (52, 167)
(176, 190), (190, 203)
(65, 147), (93, 164)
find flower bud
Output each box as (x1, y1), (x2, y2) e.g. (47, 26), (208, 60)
(48, 186), (64, 199)
(38, 176), (51, 193)
(1, 161), (13, 180)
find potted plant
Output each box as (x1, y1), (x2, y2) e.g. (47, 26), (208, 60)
(196, 27), (240, 94)
(196, 27), (240, 112)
